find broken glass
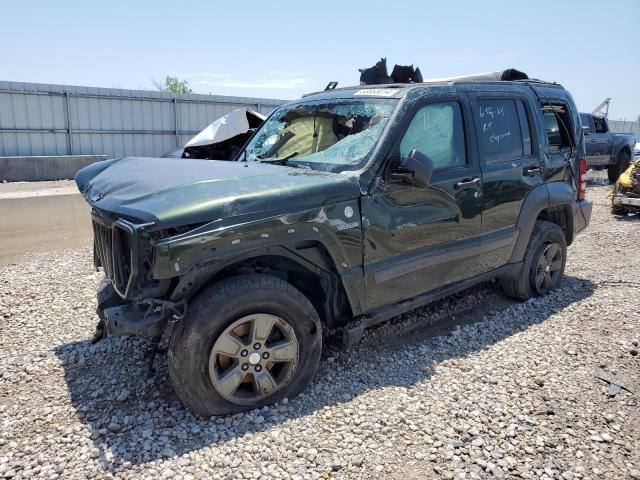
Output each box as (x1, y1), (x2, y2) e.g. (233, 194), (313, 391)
(243, 98), (397, 172)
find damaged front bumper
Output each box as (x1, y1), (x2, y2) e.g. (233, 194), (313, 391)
(94, 279), (185, 342)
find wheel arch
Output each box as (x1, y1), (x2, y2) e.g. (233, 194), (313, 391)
(510, 182), (576, 263)
(169, 244), (356, 329)
(614, 143), (632, 160)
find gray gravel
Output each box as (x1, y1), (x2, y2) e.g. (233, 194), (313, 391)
(1, 184), (638, 479)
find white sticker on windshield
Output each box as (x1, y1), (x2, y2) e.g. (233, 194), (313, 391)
(354, 89), (397, 97)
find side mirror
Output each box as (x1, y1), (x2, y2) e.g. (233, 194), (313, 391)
(390, 149), (434, 187)
(582, 126), (591, 136)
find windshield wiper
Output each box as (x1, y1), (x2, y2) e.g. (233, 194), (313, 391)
(260, 151), (299, 166)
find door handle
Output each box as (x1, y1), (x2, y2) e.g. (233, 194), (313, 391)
(607, 139), (612, 143)
(523, 165), (541, 176)
(590, 139), (597, 143)
(454, 177), (480, 189)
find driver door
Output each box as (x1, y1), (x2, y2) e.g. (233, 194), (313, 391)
(361, 95), (483, 312)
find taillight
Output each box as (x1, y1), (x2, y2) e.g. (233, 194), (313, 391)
(578, 158), (587, 200)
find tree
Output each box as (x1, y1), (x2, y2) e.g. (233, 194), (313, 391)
(152, 76), (192, 94)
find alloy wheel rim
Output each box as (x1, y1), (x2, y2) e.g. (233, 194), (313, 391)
(532, 242), (563, 294)
(208, 313), (299, 405)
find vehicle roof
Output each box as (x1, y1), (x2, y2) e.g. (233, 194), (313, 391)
(301, 79), (565, 102)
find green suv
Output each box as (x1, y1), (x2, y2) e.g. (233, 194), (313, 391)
(76, 73), (592, 416)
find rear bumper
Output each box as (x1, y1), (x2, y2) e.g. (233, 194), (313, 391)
(586, 158), (610, 167)
(573, 199), (592, 235)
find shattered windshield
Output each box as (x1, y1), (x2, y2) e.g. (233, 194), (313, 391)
(242, 98), (397, 173)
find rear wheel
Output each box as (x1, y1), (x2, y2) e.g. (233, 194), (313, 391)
(608, 150), (631, 183)
(168, 274), (322, 417)
(501, 221), (567, 300)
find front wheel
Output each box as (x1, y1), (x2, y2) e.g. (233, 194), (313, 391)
(501, 221), (567, 300)
(168, 274), (322, 417)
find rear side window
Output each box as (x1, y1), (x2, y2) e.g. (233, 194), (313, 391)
(580, 114), (592, 131)
(477, 99), (531, 162)
(593, 116), (607, 133)
(399, 101), (466, 170)
(542, 104), (574, 150)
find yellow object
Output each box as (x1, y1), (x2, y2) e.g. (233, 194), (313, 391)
(618, 159), (640, 189)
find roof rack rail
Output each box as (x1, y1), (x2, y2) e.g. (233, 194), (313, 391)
(302, 68), (563, 97)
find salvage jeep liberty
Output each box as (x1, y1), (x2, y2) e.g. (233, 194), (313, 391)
(76, 69), (592, 416)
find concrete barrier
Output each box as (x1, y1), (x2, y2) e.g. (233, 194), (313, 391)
(0, 155), (107, 182)
(0, 181), (92, 264)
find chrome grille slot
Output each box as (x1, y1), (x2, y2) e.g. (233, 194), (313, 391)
(91, 212), (140, 298)
(92, 217), (114, 278)
(111, 223), (133, 296)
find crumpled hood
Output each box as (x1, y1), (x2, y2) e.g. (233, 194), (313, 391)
(75, 157), (361, 229)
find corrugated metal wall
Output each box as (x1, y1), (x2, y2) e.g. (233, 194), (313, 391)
(608, 119), (639, 134)
(0, 80), (287, 157)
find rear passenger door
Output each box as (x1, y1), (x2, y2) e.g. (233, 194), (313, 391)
(468, 93), (543, 269)
(592, 116), (613, 163)
(580, 114), (599, 162)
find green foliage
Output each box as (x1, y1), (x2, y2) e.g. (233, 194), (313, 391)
(152, 76), (192, 94)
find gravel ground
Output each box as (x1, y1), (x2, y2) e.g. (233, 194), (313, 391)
(1, 184), (638, 480)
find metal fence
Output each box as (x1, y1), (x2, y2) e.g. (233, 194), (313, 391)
(608, 119), (639, 134)
(0, 80), (287, 158)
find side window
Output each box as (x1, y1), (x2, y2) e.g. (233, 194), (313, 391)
(544, 111), (562, 150)
(580, 114), (592, 133)
(593, 116), (607, 133)
(399, 102), (466, 170)
(542, 104), (574, 150)
(477, 99), (525, 162)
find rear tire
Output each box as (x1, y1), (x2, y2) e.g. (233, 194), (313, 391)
(168, 274), (322, 417)
(608, 150), (631, 183)
(501, 221), (567, 300)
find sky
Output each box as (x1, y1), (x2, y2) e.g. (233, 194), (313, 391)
(1, 0), (639, 120)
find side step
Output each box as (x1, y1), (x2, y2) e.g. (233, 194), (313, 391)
(342, 263), (520, 347)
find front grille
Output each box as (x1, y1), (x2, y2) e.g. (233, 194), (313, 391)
(93, 218), (112, 276)
(92, 213), (136, 298)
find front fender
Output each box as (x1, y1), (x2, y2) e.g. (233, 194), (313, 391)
(152, 200), (365, 314)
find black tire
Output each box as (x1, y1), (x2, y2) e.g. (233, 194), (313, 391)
(168, 274), (322, 417)
(611, 204), (627, 216)
(608, 150), (631, 183)
(501, 221), (567, 300)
